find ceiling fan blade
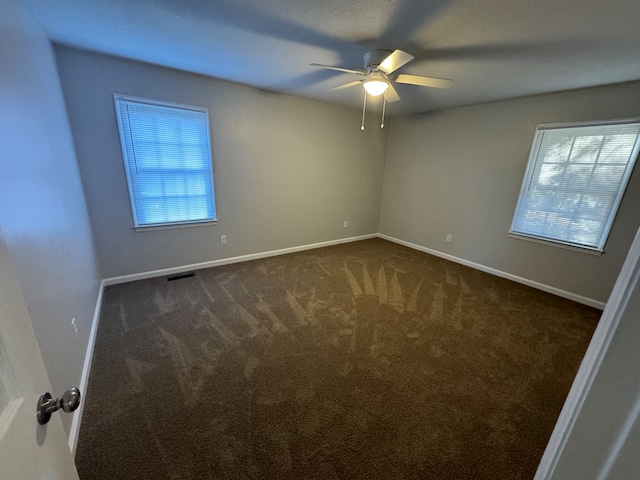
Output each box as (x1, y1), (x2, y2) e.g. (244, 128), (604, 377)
(395, 74), (454, 89)
(385, 83), (401, 103)
(378, 49), (414, 75)
(326, 80), (363, 91)
(309, 63), (366, 75)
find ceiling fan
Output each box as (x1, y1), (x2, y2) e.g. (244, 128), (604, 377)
(311, 49), (452, 129)
(311, 49), (453, 104)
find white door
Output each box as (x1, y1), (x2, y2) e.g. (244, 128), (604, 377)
(0, 228), (79, 479)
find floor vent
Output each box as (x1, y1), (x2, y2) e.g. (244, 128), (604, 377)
(167, 272), (195, 281)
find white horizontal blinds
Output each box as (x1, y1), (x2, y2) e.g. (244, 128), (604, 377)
(512, 121), (640, 250)
(115, 97), (216, 227)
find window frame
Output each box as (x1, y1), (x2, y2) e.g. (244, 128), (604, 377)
(509, 118), (640, 254)
(113, 94), (217, 231)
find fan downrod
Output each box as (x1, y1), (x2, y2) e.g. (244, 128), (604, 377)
(364, 50), (391, 73)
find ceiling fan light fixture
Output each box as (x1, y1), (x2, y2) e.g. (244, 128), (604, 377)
(363, 79), (389, 96)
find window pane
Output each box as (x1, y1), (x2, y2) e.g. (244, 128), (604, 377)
(569, 136), (603, 163)
(600, 135), (636, 163)
(544, 136), (573, 163)
(538, 163), (566, 186)
(591, 164), (626, 190)
(565, 164), (593, 189)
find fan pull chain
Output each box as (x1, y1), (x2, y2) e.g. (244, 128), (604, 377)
(381, 92), (387, 129)
(361, 90), (367, 131)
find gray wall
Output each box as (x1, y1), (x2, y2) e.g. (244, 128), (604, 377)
(380, 82), (640, 303)
(0, 0), (101, 434)
(54, 47), (387, 279)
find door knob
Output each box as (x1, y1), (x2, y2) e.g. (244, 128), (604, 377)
(37, 387), (81, 425)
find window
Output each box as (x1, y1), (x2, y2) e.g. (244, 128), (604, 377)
(510, 119), (640, 252)
(114, 95), (216, 229)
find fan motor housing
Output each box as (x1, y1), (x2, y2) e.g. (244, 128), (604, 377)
(364, 50), (391, 73)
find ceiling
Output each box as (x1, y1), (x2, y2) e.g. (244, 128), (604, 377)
(26, 0), (640, 115)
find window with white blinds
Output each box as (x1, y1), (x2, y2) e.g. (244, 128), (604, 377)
(510, 119), (640, 252)
(114, 95), (216, 229)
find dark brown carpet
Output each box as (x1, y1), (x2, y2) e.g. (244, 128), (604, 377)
(76, 238), (599, 479)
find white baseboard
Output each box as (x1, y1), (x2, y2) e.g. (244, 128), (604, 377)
(103, 234), (377, 286)
(68, 279), (104, 457)
(103, 231), (605, 303)
(378, 234), (605, 310)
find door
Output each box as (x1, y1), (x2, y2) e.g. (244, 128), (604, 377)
(0, 228), (79, 479)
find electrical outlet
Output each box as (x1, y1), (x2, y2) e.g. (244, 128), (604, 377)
(220, 235), (227, 245)
(343, 221), (348, 229)
(446, 234), (453, 243)
(70, 317), (78, 338)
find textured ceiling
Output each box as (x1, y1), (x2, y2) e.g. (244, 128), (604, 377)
(26, 0), (640, 115)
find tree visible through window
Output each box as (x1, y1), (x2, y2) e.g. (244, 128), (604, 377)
(510, 119), (640, 252)
(114, 95), (217, 229)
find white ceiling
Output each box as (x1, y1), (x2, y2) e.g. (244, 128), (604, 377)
(27, 0), (640, 115)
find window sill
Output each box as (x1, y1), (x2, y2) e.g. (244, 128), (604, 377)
(133, 219), (218, 232)
(508, 232), (603, 256)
